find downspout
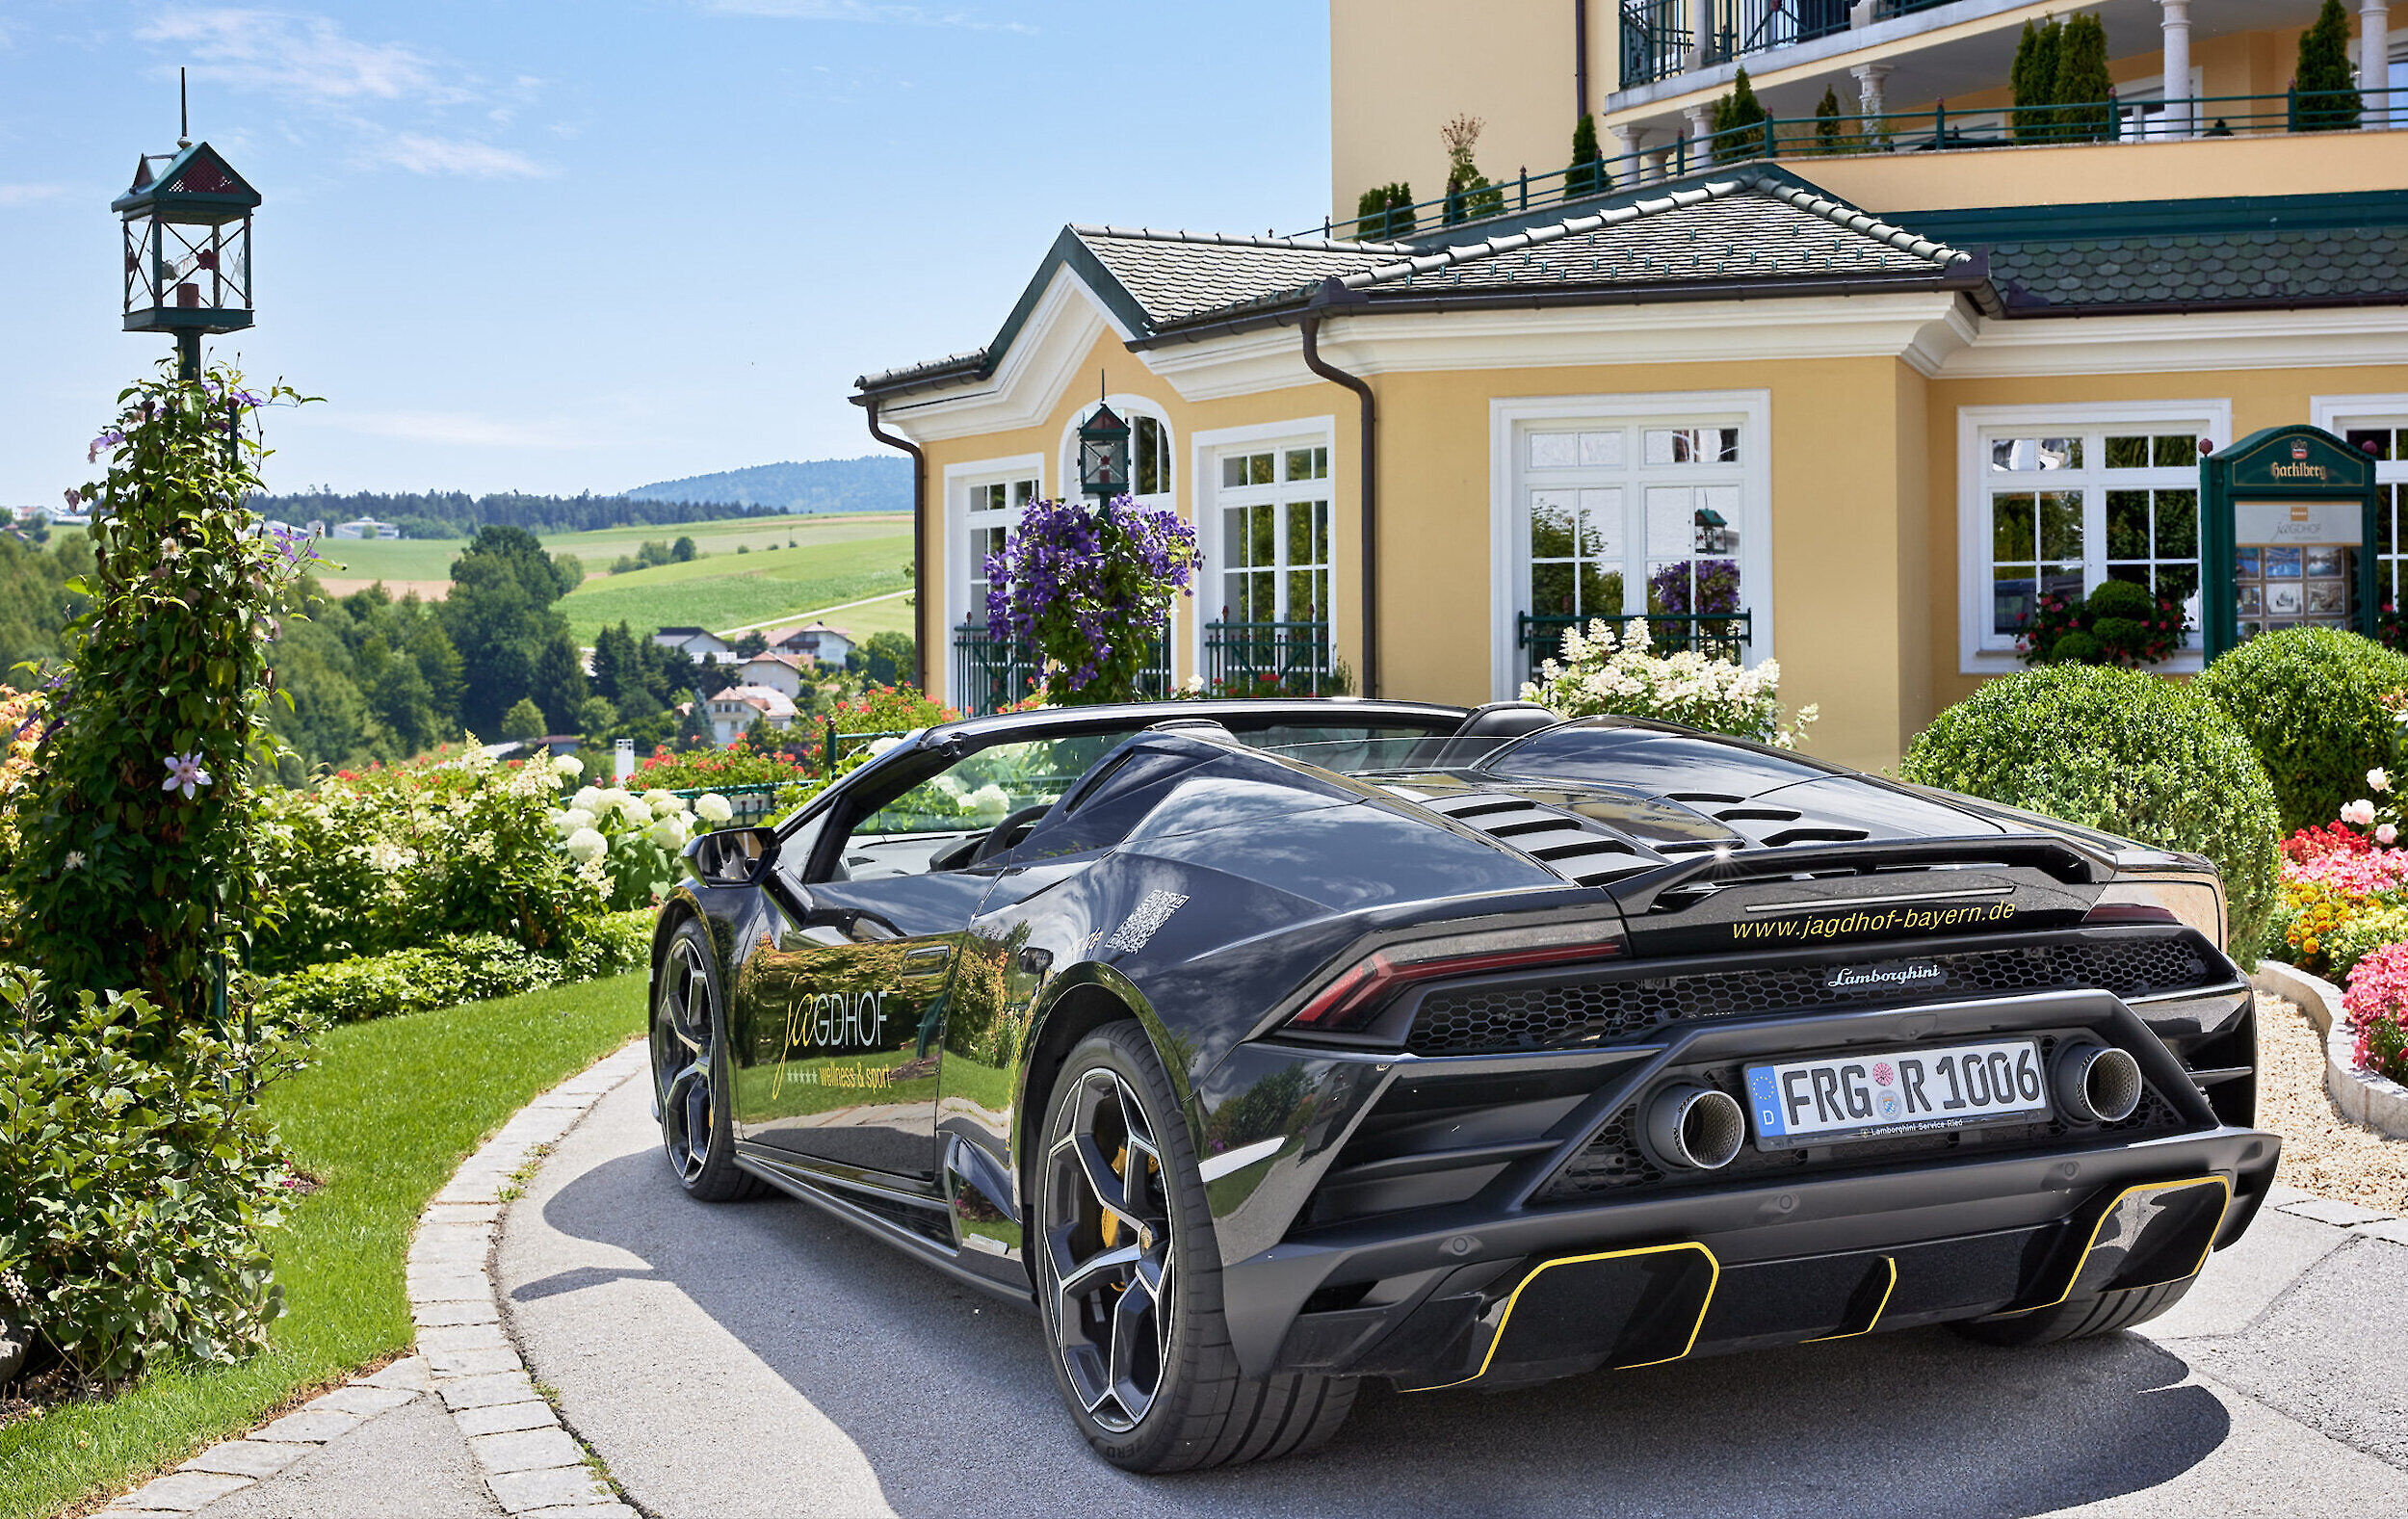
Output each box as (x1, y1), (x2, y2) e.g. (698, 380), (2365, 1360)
(858, 395), (930, 690)
(1298, 281), (1377, 697)
(1575, 0), (1589, 120)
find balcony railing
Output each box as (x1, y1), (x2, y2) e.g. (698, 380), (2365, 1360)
(1515, 611), (1753, 687)
(951, 623), (1171, 716)
(1306, 86), (2399, 242)
(1622, 2), (1855, 90)
(1202, 620), (1340, 695)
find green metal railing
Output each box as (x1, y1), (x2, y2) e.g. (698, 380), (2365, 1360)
(1516, 610), (1752, 686)
(1202, 620), (1338, 695)
(1307, 84), (2402, 243)
(951, 624), (1171, 716)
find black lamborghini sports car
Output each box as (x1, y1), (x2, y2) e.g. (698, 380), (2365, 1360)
(650, 698), (2278, 1470)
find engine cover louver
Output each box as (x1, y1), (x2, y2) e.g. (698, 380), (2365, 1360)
(1409, 791), (1662, 886)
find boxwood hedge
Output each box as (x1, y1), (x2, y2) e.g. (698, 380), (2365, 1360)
(2195, 626), (2408, 836)
(1901, 664), (2280, 960)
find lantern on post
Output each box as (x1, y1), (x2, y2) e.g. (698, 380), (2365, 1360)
(113, 133), (259, 380)
(1076, 393), (1131, 514)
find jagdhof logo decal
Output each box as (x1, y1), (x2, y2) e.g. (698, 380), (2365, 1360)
(782, 990), (887, 1058)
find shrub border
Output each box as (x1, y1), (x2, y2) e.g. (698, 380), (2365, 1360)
(2251, 959), (2408, 1140)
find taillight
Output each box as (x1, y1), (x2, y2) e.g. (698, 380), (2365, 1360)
(2084, 877), (2225, 948)
(1287, 933), (1623, 1034)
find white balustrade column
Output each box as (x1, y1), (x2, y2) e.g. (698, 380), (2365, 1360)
(1851, 63), (1893, 144)
(2366, 1), (2395, 126)
(1618, 126), (1659, 184)
(1685, 103), (1714, 166)
(2160, 1), (2194, 138)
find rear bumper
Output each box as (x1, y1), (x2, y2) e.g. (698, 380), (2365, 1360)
(1223, 1124), (2275, 1386)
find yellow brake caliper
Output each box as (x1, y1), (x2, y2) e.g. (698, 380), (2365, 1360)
(1098, 1144), (1158, 1252)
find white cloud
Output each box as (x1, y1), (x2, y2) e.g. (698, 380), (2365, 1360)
(139, 10), (458, 104)
(699, 1), (1035, 34)
(352, 132), (549, 179)
(0, 184), (66, 207)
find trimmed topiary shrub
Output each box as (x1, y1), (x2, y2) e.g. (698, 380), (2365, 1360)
(1901, 664), (2280, 960)
(2196, 626), (2408, 836)
(2292, 0), (2363, 133)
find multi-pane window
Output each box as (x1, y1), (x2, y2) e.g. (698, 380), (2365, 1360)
(1217, 446), (1331, 626)
(962, 475), (1035, 628)
(1522, 422), (1743, 630)
(2343, 425), (2408, 610)
(1976, 425), (2203, 651)
(1133, 415), (1172, 498)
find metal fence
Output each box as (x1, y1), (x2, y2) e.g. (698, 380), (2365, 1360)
(1201, 620), (1338, 695)
(951, 623), (1171, 716)
(1515, 611), (1753, 688)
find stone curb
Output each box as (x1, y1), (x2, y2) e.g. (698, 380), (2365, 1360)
(2253, 960), (2408, 1141)
(94, 1038), (649, 1519)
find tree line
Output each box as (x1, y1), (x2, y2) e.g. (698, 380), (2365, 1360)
(246, 487), (802, 541)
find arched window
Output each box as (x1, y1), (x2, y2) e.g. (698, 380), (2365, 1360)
(1062, 398), (1172, 507)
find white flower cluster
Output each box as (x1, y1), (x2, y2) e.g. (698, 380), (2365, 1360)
(928, 772), (1013, 820)
(1519, 617), (1818, 749)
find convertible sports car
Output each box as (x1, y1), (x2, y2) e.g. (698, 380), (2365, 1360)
(650, 698), (2278, 1471)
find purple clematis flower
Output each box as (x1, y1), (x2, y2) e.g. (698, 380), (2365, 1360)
(163, 751), (212, 799)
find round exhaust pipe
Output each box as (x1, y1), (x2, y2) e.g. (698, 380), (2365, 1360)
(1644, 1085), (1747, 1171)
(2054, 1041), (2143, 1125)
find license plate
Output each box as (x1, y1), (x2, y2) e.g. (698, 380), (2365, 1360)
(1744, 1039), (2048, 1151)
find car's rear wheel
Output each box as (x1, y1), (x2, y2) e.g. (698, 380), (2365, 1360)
(1036, 1022), (1355, 1471)
(650, 920), (763, 1202)
(1949, 1274), (2195, 1347)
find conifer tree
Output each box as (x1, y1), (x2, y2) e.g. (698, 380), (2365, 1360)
(2052, 14), (2114, 142)
(2012, 17), (2063, 142)
(1566, 113), (1607, 198)
(1711, 68), (1771, 163)
(2293, 0), (2364, 132)
(1812, 84), (1847, 153)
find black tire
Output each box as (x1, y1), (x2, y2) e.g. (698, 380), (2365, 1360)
(1949, 1274), (2195, 1347)
(1034, 1022), (1356, 1472)
(649, 919), (764, 1203)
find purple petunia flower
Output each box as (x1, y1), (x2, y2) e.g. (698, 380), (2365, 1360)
(163, 751), (212, 799)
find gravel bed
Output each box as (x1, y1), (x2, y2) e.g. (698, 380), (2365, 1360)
(2256, 990), (2408, 1215)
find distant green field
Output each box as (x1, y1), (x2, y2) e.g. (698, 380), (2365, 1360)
(313, 512), (909, 587)
(558, 534), (911, 642)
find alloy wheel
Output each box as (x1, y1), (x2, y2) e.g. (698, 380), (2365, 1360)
(651, 935), (718, 1185)
(1042, 1065), (1176, 1433)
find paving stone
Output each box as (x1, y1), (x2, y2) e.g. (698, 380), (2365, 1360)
(2358, 1218), (2408, 1246)
(363, 1355), (434, 1391)
(441, 1370), (539, 1410)
(426, 1343), (521, 1376)
(253, 1406), (364, 1444)
(310, 1383), (418, 1416)
(489, 1464), (614, 1512)
(424, 1202), (504, 1227)
(2278, 1196), (2396, 1227)
(453, 1399), (559, 1437)
(179, 1440), (307, 1480)
(116, 1470), (255, 1510)
(469, 1426), (584, 1474)
(419, 1323), (510, 1353)
(409, 1270), (497, 1304)
(414, 1298), (503, 1327)
(518, 1506), (636, 1518)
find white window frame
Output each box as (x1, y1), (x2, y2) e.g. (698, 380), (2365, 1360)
(1954, 400), (2231, 677)
(1490, 390), (1774, 703)
(2313, 392), (2408, 611)
(1190, 416), (1339, 681)
(941, 453), (1043, 646)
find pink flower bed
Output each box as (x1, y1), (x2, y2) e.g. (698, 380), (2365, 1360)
(2286, 844), (2408, 895)
(2342, 941), (2408, 1084)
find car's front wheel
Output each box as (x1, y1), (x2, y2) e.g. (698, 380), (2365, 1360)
(650, 919), (763, 1202)
(1035, 1022), (1355, 1471)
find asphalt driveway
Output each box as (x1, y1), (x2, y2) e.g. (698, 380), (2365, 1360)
(496, 1077), (2408, 1519)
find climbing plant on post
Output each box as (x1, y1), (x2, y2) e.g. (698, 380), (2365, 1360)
(2, 362), (314, 1036)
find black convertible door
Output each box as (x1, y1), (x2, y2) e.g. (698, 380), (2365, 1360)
(732, 872), (990, 1183)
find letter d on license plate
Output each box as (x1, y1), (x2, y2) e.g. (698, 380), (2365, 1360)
(1744, 1038), (2049, 1151)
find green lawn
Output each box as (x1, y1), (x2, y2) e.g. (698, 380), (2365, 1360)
(557, 534), (911, 642)
(0, 975), (646, 1519)
(313, 512), (910, 588)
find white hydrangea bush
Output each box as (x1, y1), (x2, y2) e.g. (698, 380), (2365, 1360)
(1519, 617), (1818, 748)
(551, 782), (725, 911)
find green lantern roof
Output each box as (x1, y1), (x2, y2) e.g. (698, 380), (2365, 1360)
(112, 142), (261, 224)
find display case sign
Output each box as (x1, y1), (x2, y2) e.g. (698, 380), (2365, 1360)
(2200, 427), (2378, 658)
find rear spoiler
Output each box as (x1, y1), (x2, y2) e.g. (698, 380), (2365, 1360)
(1606, 833), (2116, 918)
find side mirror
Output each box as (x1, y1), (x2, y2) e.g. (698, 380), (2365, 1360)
(684, 826), (779, 887)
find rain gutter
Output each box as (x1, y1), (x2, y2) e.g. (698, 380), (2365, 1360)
(1298, 281), (1378, 697)
(854, 394), (929, 689)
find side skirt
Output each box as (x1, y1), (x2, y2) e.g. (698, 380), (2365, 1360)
(732, 1142), (1036, 1312)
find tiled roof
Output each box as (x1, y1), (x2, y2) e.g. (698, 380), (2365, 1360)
(1989, 227), (2408, 312)
(1073, 227), (1406, 327)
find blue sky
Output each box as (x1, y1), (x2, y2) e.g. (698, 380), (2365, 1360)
(0, 2), (1332, 505)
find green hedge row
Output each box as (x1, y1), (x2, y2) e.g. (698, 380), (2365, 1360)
(257, 911), (651, 1026)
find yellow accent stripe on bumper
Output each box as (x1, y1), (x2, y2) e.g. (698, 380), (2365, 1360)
(1991, 1173), (2233, 1320)
(1802, 1255), (1898, 1344)
(1413, 1241), (1721, 1393)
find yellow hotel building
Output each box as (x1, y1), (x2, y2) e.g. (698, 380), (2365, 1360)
(855, 0), (2408, 772)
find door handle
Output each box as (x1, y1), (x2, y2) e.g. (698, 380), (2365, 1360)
(904, 944), (953, 974)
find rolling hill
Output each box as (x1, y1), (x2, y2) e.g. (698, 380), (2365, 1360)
(624, 457), (909, 514)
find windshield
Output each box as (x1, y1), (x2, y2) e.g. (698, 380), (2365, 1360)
(1247, 734), (1528, 776)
